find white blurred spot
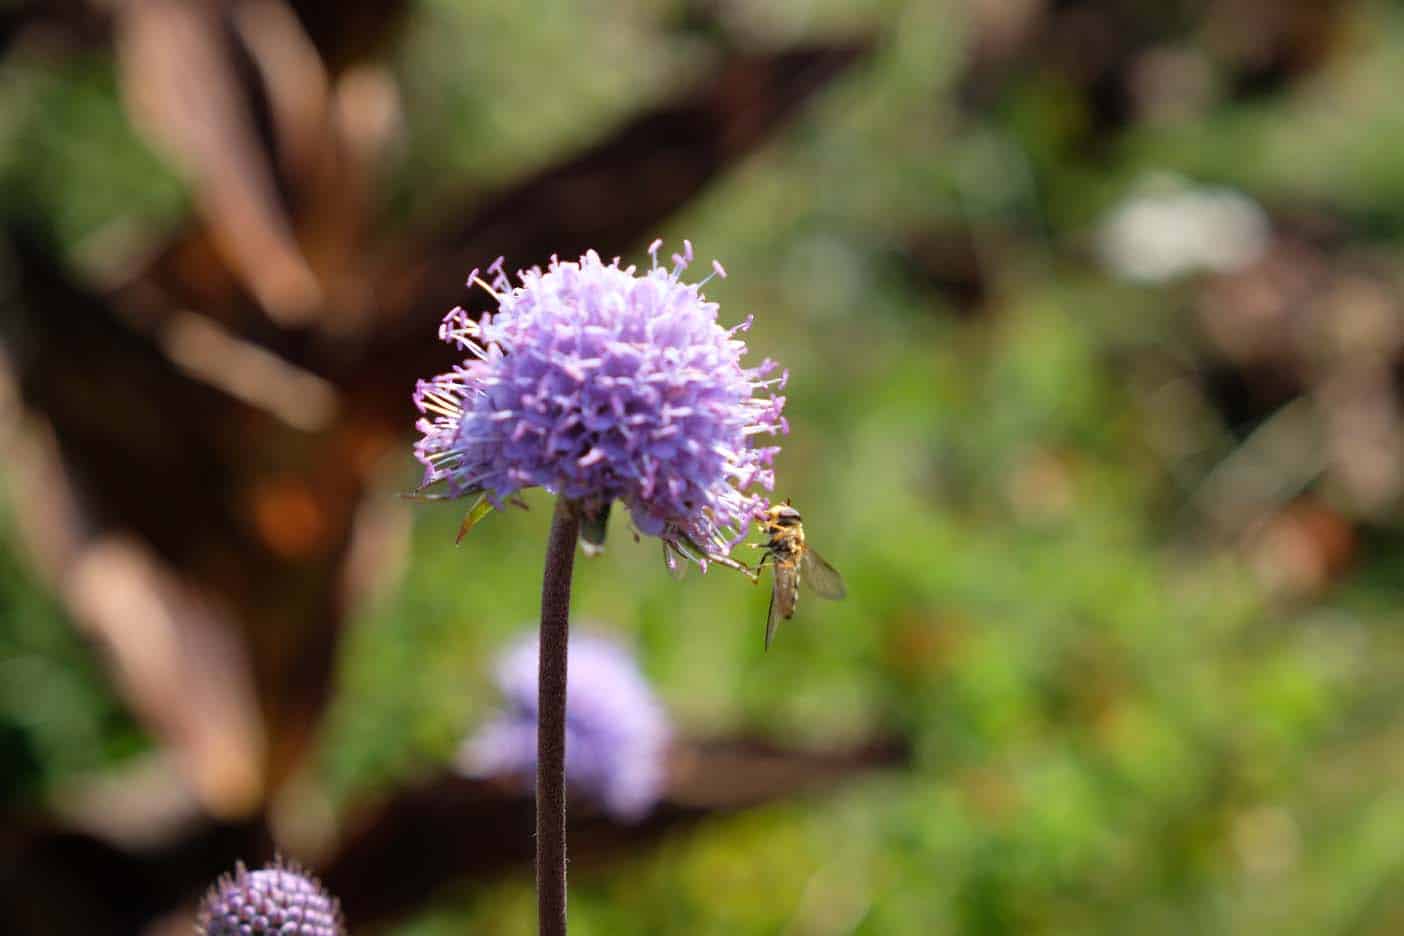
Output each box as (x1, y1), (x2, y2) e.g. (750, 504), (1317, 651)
(1097, 175), (1270, 282)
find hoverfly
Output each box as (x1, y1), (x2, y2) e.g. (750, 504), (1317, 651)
(754, 500), (846, 650)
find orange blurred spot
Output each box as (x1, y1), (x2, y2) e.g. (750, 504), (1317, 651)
(1248, 499), (1355, 598)
(958, 766), (1020, 824)
(1006, 448), (1076, 523)
(251, 478), (329, 560)
(882, 611), (968, 679)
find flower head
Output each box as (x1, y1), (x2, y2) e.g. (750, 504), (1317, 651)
(461, 631), (671, 820)
(413, 242), (787, 561)
(197, 858), (343, 936)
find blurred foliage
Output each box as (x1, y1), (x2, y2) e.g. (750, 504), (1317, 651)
(0, 501), (145, 806)
(6, 0), (1404, 933)
(0, 52), (186, 267)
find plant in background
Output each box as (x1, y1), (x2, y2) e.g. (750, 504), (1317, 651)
(412, 242), (787, 935)
(197, 858), (344, 936)
(462, 631), (671, 821)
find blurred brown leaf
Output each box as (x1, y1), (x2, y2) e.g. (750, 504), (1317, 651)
(0, 17), (876, 932)
(323, 737), (908, 929)
(118, 0), (323, 322)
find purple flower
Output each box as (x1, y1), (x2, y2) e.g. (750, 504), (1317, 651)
(462, 632), (671, 820)
(413, 242), (787, 560)
(197, 858), (343, 936)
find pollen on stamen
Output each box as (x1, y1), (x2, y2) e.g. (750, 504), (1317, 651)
(470, 273), (502, 300)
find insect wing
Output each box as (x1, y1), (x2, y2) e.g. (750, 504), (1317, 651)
(765, 562), (799, 650)
(800, 548), (846, 600)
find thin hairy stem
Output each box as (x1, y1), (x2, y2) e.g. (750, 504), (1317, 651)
(537, 498), (579, 936)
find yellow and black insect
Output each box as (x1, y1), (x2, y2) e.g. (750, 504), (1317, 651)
(755, 500), (846, 650)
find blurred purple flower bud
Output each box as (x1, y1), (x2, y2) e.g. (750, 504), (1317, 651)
(413, 246), (787, 561)
(196, 857), (343, 936)
(462, 632), (671, 820)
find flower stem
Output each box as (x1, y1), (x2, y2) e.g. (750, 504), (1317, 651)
(537, 498), (579, 936)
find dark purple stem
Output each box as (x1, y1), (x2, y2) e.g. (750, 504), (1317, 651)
(537, 498), (579, 936)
